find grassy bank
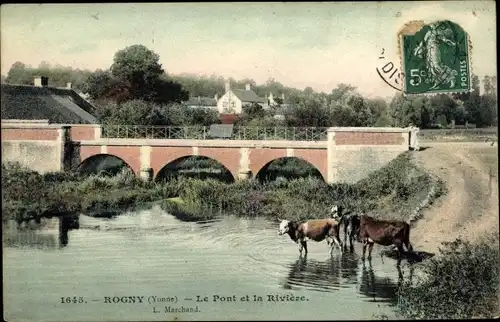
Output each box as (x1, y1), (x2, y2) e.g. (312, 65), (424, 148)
(160, 152), (447, 222)
(419, 128), (498, 142)
(1, 163), (176, 223)
(396, 233), (500, 319)
(3, 151), (444, 224)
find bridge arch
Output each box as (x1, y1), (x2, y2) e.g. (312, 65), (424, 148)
(255, 157), (326, 182)
(76, 154), (135, 176)
(155, 155), (236, 183)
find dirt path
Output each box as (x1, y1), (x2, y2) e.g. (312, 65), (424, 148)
(410, 141), (499, 255)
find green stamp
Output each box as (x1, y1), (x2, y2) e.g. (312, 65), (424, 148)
(400, 20), (471, 95)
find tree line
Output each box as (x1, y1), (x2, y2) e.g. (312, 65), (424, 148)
(2, 44), (497, 128)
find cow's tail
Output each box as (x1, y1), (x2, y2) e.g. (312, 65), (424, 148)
(404, 222), (414, 252)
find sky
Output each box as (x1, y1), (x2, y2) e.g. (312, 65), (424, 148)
(1, 1), (496, 98)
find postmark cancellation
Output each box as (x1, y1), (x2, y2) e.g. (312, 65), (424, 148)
(398, 20), (473, 96)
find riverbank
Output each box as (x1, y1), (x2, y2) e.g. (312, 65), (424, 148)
(1, 163), (175, 224)
(160, 152), (447, 223)
(2, 151), (445, 225)
(396, 142), (499, 320)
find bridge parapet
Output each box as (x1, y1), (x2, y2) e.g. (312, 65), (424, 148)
(100, 125), (329, 141)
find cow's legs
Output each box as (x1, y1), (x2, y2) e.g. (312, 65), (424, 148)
(395, 242), (405, 266)
(335, 228), (343, 252)
(349, 230), (356, 252)
(397, 264), (404, 283)
(404, 238), (414, 253)
(300, 240), (308, 256)
(330, 235), (342, 255)
(367, 241), (375, 261)
(362, 240), (367, 261)
(326, 236), (333, 246)
(343, 225), (349, 252)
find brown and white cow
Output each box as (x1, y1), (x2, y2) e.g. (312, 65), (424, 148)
(357, 215), (413, 265)
(278, 218), (343, 256)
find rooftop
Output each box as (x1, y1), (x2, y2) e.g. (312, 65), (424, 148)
(1, 83), (98, 124)
(231, 89), (266, 103)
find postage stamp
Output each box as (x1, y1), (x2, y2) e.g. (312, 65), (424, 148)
(398, 20), (472, 95)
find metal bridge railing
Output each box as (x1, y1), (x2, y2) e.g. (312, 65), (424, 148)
(100, 125), (329, 141)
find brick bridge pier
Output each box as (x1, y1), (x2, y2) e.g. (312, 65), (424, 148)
(1, 122), (411, 184)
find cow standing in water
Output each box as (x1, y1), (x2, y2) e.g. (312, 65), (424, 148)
(278, 218), (343, 256)
(330, 205), (360, 252)
(358, 215), (413, 266)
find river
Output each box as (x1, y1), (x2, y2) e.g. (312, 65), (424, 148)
(3, 206), (407, 321)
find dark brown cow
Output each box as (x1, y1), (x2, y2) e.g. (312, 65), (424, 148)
(358, 215), (413, 265)
(278, 218), (343, 256)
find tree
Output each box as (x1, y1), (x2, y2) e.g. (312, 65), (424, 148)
(478, 94), (497, 127)
(285, 97), (332, 127)
(182, 107), (221, 126)
(430, 94), (458, 127)
(153, 75), (189, 103)
(365, 98), (392, 126)
(303, 86), (314, 96)
(347, 94), (371, 126)
(488, 76), (497, 97)
(82, 70), (118, 101)
(110, 45), (164, 101)
(389, 94), (412, 127)
(111, 45), (163, 82)
(95, 100), (164, 125)
(82, 45), (188, 105)
(330, 83), (357, 102)
(242, 103), (265, 119)
(5, 61), (92, 90)
(5, 61), (30, 85)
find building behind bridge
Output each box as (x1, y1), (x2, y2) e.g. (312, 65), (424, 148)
(1, 76), (98, 124)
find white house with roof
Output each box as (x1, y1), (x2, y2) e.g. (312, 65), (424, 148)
(217, 82), (268, 114)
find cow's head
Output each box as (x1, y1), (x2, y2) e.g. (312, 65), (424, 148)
(278, 219), (290, 235)
(330, 204), (342, 221)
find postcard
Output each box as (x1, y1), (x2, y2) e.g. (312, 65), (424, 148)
(2, 2), (498, 321)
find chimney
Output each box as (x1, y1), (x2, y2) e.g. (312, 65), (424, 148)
(214, 94), (218, 101)
(225, 80), (230, 92)
(245, 83), (251, 91)
(34, 76), (48, 87)
(281, 93), (285, 100)
(66, 82), (72, 89)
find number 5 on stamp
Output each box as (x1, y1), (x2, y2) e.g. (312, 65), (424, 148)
(399, 20), (472, 95)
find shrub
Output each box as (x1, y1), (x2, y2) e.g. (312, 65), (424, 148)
(397, 234), (500, 319)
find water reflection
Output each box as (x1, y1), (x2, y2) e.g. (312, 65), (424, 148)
(283, 252), (360, 293)
(340, 251), (360, 284)
(3, 214), (79, 249)
(359, 261), (399, 304)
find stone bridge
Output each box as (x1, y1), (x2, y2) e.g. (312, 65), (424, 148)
(1, 122), (411, 184)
